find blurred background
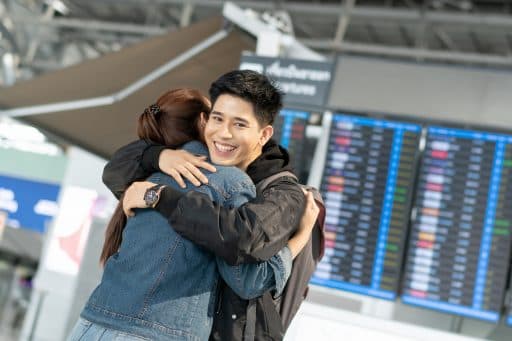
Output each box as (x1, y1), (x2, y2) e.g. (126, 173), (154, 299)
(1, 1), (512, 340)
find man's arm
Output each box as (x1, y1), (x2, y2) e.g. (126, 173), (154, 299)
(154, 177), (306, 266)
(103, 140), (163, 199)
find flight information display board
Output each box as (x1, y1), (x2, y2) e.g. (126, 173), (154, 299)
(273, 109), (309, 174)
(508, 273), (512, 326)
(402, 126), (512, 322)
(311, 114), (422, 299)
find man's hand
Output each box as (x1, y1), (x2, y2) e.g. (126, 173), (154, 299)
(159, 149), (216, 188)
(123, 181), (156, 217)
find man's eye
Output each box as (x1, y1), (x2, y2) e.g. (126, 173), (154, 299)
(235, 123), (246, 128)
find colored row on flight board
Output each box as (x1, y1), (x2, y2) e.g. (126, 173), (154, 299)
(307, 114), (512, 323)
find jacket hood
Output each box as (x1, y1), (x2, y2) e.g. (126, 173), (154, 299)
(245, 139), (295, 184)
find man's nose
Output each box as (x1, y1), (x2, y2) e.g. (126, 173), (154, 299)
(218, 123), (233, 138)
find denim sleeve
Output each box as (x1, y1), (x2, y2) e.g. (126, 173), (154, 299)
(216, 246), (293, 300)
(216, 178), (293, 299)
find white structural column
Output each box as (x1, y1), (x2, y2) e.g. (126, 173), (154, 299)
(19, 147), (115, 341)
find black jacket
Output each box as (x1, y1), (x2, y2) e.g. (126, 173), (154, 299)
(102, 139), (308, 340)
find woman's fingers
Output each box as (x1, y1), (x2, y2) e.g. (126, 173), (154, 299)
(192, 156), (217, 173)
(288, 189), (320, 259)
(307, 191), (319, 215)
(159, 149), (216, 187)
(300, 190), (319, 232)
(168, 169), (186, 188)
(177, 165), (201, 187)
(184, 162), (210, 185)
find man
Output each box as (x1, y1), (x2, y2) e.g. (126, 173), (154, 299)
(103, 70), (322, 340)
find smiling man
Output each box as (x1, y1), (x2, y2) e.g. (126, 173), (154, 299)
(103, 70), (323, 340)
(205, 93), (272, 170)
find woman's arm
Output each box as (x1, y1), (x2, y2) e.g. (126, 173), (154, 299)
(216, 193), (319, 299)
(216, 248), (292, 300)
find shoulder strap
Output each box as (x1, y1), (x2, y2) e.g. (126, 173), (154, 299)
(243, 299), (257, 341)
(256, 171), (298, 193)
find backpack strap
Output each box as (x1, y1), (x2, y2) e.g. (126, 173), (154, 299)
(243, 299), (257, 341)
(256, 171), (298, 193)
(242, 171), (297, 341)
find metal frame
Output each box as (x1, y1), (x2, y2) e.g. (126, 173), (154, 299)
(2, 0), (512, 86)
(0, 29), (228, 117)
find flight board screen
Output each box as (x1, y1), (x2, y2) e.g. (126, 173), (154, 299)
(401, 126), (512, 322)
(273, 109), (310, 174)
(311, 114), (422, 299)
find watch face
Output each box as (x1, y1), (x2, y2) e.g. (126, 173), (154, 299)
(144, 189), (158, 206)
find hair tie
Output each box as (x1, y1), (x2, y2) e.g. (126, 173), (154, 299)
(145, 104), (162, 116)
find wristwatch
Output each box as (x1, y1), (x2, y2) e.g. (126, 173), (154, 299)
(144, 184), (165, 208)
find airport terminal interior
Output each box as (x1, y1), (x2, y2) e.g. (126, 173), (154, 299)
(1, 0), (512, 340)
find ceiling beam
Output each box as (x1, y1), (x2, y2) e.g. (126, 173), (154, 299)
(300, 39), (512, 66)
(61, 1), (512, 29)
(11, 16), (169, 35)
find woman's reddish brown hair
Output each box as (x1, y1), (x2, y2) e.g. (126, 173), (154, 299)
(100, 88), (210, 266)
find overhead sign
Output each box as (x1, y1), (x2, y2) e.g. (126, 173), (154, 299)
(240, 54), (335, 107)
(0, 174), (60, 233)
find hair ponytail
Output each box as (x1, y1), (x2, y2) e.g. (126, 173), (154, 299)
(137, 107), (165, 144)
(99, 200), (126, 266)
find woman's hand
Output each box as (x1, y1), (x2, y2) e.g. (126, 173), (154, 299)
(287, 188), (320, 259)
(123, 181), (156, 217)
(159, 149), (216, 188)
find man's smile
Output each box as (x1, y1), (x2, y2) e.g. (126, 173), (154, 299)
(214, 141), (238, 154)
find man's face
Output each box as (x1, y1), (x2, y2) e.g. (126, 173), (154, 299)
(204, 94), (273, 170)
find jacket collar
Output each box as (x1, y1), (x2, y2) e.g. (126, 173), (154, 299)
(245, 139), (295, 184)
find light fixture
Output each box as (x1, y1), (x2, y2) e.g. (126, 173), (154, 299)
(0, 117), (63, 156)
(44, 0), (70, 15)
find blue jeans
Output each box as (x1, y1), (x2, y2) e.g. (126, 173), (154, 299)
(68, 318), (150, 341)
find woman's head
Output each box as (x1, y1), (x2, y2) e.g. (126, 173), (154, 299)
(100, 88), (210, 267)
(137, 88), (211, 146)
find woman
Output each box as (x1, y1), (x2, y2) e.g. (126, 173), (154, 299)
(68, 88), (317, 341)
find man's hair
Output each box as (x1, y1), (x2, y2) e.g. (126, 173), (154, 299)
(209, 70), (283, 126)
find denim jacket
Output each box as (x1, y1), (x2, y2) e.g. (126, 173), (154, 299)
(81, 141), (292, 341)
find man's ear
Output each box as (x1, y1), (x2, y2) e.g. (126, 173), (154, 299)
(259, 125), (274, 146)
(199, 112), (208, 127)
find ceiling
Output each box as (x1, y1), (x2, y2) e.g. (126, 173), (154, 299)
(1, 0), (512, 86)
(0, 17), (255, 158)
